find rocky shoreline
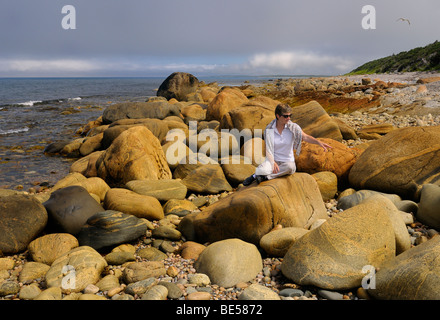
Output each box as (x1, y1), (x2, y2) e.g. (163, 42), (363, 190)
(1, 71), (440, 301)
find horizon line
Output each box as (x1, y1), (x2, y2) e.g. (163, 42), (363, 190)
(0, 73), (337, 80)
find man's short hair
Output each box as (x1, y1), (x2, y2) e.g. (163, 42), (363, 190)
(275, 103), (292, 117)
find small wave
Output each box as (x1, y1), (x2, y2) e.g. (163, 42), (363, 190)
(17, 100), (43, 106)
(0, 127), (30, 135)
(14, 97), (82, 106)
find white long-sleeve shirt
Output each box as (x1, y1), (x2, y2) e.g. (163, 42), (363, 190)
(264, 119), (303, 164)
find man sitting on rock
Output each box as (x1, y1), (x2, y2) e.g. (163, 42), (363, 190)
(243, 103), (332, 185)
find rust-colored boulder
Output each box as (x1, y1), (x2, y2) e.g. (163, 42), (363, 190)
(206, 88), (248, 122)
(296, 138), (362, 180)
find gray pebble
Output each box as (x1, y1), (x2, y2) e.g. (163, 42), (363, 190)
(317, 289), (344, 300)
(188, 273), (211, 286)
(158, 281), (183, 299)
(0, 281), (20, 296)
(160, 240), (177, 253)
(111, 293), (135, 300)
(141, 285), (168, 300)
(427, 229), (439, 238)
(279, 288), (304, 298)
(124, 277), (156, 296)
(186, 286), (197, 295)
(152, 225), (182, 241)
(196, 286), (213, 293)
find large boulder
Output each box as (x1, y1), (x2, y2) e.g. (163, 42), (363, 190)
(0, 194), (48, 254)
(101, 118), (170, 148)
(194, 131), (240, 160)
(178, 173), (328, 245)
(172, 153), (214, 180)
(206, 88), (248, 122)
(337, 189), (402, 210)
(125, 179), (188, 202)
(348, 125), (440, 200)
(76, 210), (149, 250)
(221, 156), (257, 187)
(311, 171), (338, 201)
(102, 101), (181, 124)
(220, 96), (279, 133)
(333, 118), (358, 140)
(296, 138), (361, 180)
(259, 227), (309, 257)
(162, 140), (194, 170)
(181, 164), (233, 194)
(194, 239), (262, 288)
(52, 174), (110, 202)
(416, 184), (440, 230)
(368, 236), (440, 300)
(163, 199), (198, 217)
(292, 101), (343, 142)
(281, 196), (397, 290)
(157, 72), (199, 101)
(337, 193), (411, 254)
(45, 246), (107, 293)
(70, 151), (104, 178)
(199, 87), (219, 103)
(374, 195), (412, 254)
(103, 188), (164, 220)
(240, 137), (266, 167)
(181, 103), (207, 121)
(96, 126), (172, 185)
(43, 185), (104, 235)
(79, 132), (103, 156)
(357, 123), (396, 136)
(28, 233), (79, 266)
(51, 172), (87, 190)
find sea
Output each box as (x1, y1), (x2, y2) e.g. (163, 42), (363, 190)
(0, 75), (289, 190)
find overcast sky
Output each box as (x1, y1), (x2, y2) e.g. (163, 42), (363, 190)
(0, 0), (439, 77)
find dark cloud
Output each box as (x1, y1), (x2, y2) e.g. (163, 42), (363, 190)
(1, 0), (439, 76)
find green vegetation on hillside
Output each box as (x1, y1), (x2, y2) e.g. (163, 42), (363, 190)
(347, 40), (440, 75)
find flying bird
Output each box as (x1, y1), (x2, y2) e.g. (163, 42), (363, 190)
(396, 18), (411, 26)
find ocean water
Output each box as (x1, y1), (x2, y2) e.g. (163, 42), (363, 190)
(0, 75), (278, 190)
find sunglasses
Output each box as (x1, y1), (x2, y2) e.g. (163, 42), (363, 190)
(281, 114), (292, 118)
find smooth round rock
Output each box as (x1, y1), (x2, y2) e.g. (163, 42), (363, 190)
(186, 291), (212, 300)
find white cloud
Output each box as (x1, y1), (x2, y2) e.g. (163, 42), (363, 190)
(243, 51), (356, 75)
(0, 58), (229, 77)
(142, 63), (226, 73)
(0, 52), (355, 77)
(0, 59), (100, 74)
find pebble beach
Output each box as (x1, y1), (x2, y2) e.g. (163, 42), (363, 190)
(1, 71), (440, 303)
